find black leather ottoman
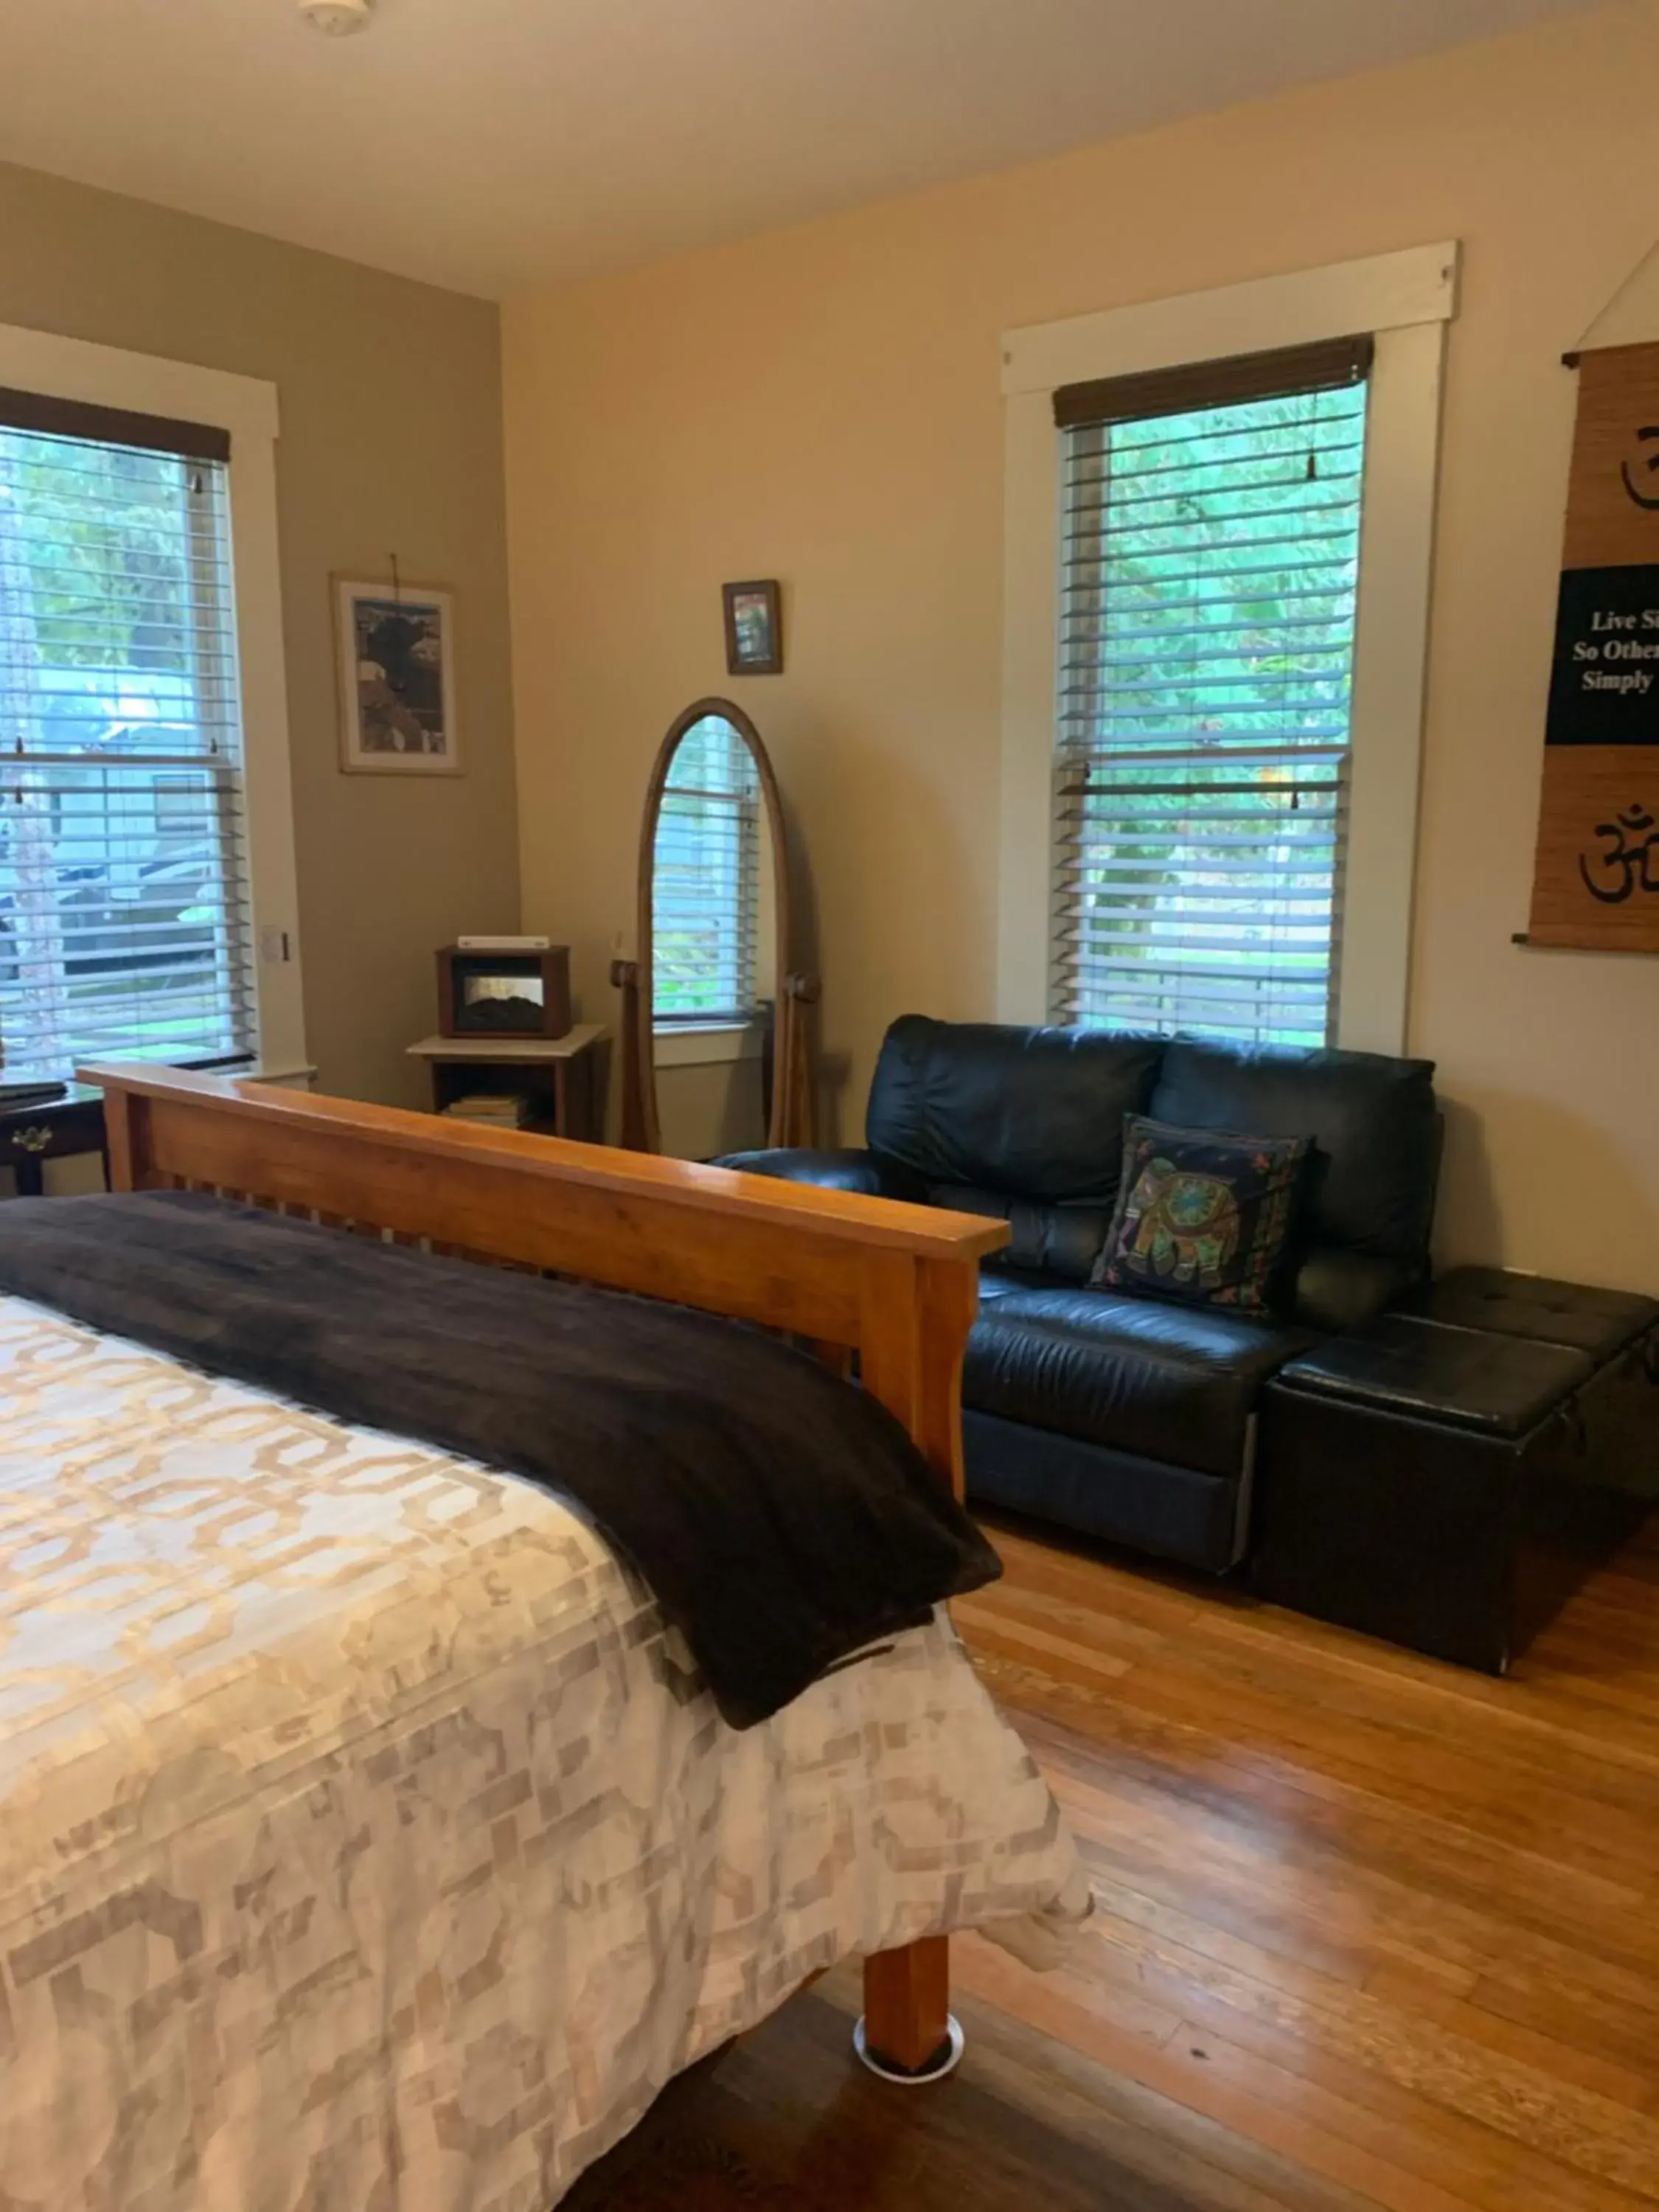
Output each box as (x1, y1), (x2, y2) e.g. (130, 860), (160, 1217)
(1405, 1267), (1659, 1503)
(1252, 1273), (1659, 1672)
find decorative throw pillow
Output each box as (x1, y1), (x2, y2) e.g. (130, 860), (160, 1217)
(1090, 1115), (1310, 1313)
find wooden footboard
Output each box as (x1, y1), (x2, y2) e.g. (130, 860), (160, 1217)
(83, 1063), (1008, 2079)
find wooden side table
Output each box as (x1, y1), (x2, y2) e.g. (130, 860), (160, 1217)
(406, 1026), (606, 1144)
(0, 1085), (108, 1197)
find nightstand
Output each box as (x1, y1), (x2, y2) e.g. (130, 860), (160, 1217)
(406, 1025), (606, 1142)
(0, 1084), (108, 1197)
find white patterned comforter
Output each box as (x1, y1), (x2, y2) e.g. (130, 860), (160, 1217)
(0, 1293), (1087, 2211)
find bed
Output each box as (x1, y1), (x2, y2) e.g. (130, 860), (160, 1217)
(0, 1065), (1088, 2211)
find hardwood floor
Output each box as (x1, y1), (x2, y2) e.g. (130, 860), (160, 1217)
(573, 1512), (1659, 2211)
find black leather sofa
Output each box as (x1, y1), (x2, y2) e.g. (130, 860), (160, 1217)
(722, 1014), (1442, 1572)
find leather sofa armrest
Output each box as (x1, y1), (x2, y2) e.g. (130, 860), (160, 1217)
(1294, 1249), (1423, 1334)
(715, 1147), (891, 1197)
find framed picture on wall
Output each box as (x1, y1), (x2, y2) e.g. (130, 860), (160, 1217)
(722, 579), (783, 675)
(334, 574), (462, 773)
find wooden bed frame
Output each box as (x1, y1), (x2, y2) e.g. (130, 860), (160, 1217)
(86, 1061), (1011, 2082)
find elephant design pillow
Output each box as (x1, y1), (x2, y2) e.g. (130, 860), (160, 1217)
(1091, 1116), (1310, 1313)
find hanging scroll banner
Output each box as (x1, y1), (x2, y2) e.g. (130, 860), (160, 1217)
(1528, 340), (1659, 949)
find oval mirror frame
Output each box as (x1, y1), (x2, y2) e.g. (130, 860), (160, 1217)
(612, 698), (816, 1155)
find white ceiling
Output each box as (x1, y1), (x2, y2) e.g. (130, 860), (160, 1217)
(0, 0), (1608, 299)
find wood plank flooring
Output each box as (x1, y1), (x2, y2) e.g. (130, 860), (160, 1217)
(571, 1512), (1659, 2211)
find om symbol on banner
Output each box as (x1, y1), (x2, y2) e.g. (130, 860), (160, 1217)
(1622, 425), (1659, 512)
(1579, 801), (1659, 903)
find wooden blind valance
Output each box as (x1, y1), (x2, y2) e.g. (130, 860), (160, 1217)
(1052, 333), (1374, 432)
(0, 384), (231, 464)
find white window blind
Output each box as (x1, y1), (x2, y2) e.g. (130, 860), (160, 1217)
(1052, 340), (1371, 1047)
(0, 390), (253, 1076)
(653, 713), (759, 1023)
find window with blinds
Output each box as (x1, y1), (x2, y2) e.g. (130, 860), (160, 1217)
(1051, 336), (1371, 1047)
(653, 713), (760, 1023)
(0, 387), (253, 1076)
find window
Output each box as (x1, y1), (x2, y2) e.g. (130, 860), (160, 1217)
(652, 713), (760, 1023)
(154, 775), (202, 842)
(1052, 339), (1369, 1046)
(0, 389), (253, 1073)
(997, 246), (1455, 1057)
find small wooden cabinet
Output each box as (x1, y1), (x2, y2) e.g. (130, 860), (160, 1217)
(406, 1026), (605, 1143)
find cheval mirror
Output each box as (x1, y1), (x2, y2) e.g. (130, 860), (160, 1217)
(611, 698), (818, 1157)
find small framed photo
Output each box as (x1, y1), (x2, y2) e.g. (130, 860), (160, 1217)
(722, 579), (783, 675)
(334, 575), (461, 773)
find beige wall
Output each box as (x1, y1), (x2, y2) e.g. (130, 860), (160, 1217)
(504, 0), (1659, 1292)
(657, 1057), (768, 1163)
(0, 159), (518, 1107)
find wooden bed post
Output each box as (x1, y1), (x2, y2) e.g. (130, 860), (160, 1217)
(855, 1248), (979, 2082)
(100, 1087), (151, 1194)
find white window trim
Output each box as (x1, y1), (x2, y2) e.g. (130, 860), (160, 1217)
(0, 319), (306, 1075)
(653, 1018), (765, 1069)
(997, 242), (1458, 1054)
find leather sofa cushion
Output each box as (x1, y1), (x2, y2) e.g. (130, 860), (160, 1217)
(1274, 1314), (1592, 1439)
(868, 1015), (1161, 1207)
(719, 1147), (888, 1197)
(965, 1285), (1316, 1479)
(717, 1156), (1109, 1277)
(1150, 1040), (1439, 1263)
(930, 1183), (1114, 1281)
(978, 1262), (1054, 1301)
(1291, 1249), (1422, 1334)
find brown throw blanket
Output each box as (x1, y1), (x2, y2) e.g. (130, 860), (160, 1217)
(0, 1191), (999, 1726)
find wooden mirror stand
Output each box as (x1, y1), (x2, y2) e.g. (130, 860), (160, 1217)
(611, 698), (818, 1157)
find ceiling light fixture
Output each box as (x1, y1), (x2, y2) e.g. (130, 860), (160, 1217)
(299, 0), (374, 35)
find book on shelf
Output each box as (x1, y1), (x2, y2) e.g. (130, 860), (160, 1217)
(442, 1093), (534, 1129)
